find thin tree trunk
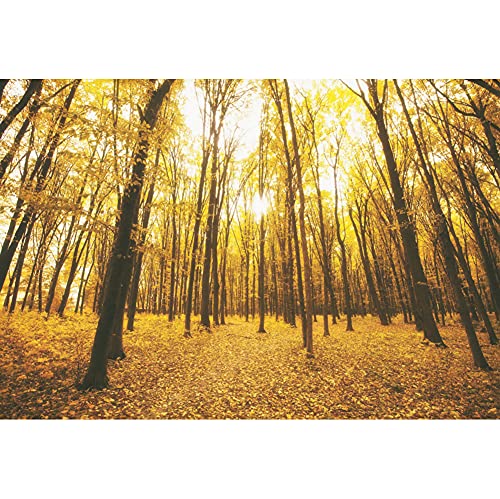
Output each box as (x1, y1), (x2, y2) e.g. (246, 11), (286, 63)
(8, 221), (35, 313)
(0, 79), (43, 140)
(0, 82), (42, 181)
(332, 147), (353, 332)
(350, 204), (389, 325)
(257, 213), (266, 333)
(126, 157), (158, 331)
(283, 79), (314, 356)
(184, 149), (210, 336)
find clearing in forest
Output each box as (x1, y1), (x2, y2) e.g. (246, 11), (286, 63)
(0, 312), (498, 419)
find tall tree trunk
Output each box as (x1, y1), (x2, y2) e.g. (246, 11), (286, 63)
(395, 80), (490, 366)
(168, 206), (178, 322)
(257, 213), (266, 333)
(211, 235), (220, 326)
(360, 80), (444, 344)
(200, 129), (220, 329)
(350, 203), (389, 325)
(79, 79), (175, 390)
(269, 80), (306, 335)
(126, 156), (158, 331)
(332, 147), (353, 332)
(184, 148), (210, 336)
(283, 79), (314, 356)
(0, 79), (43, 140)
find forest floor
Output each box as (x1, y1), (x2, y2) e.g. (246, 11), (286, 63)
(0, 311), (498, 419)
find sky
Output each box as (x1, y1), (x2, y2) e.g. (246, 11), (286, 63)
(179, 79), (365, 207)
(180, 79), (262, 161)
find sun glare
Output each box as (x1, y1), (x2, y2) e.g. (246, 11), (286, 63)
(252, 193), (269, 219)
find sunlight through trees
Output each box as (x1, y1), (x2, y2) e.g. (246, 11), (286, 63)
(0, 79), (498, 395)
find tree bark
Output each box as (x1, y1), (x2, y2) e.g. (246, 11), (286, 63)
(79, 79), (175, 390)
(126, 154), (158, 331)
(0, 79), (43, 140)
(395, 80), (490, 366)
(361, 80), (444, 344)
(284, 79), (314, 356)
(331, 141), (353, 332)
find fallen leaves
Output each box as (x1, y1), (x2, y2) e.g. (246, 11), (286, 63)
(0, 311), (498, 419)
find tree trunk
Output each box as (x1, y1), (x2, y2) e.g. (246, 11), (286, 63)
(283, 79), (314, 356)
(332, 149), (353, 332)
(58, 228), (91, 316)
(257, 213), (266, 333)
(8, 221), (35, 313)
(0, 82), (43, 180)
(363, 80), (444, 344)
(126, 158), (158, 331)
(184, 149), (210, 336)
(79, 79), (174, 390)
(0, 79), (43, 140)
(74, 237), (93, 314)
(168, 211), (178, 322)
(350, 204), (389, 325)
(200, 128), (220, 329)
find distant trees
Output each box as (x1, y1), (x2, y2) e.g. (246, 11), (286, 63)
(198, 80), (243, 331)
(0, 80), (80, 296)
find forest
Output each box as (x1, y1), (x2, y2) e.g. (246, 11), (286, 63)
(0, 79), (498, 419)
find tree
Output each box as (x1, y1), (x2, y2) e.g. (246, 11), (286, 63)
(327, 132), (354, 332)
(0, 80), (80, 295)
(79, 79), (175, 390)
(394, 79), (491, 368)
(0, 79), (43, 140)
(256, 101), (270, 333)
(199, 80), (242, 330)
(347, 80), (445, 345)
(284, 80), (315, 356)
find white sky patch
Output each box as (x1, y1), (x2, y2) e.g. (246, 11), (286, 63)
(175, 79), (369, 210)
(252, 192), (270, 219)
(179, 79), (370, 163)
(180, 80), (262, 162)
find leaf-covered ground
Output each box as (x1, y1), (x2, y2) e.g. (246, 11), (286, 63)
(0, 311), (498, 419)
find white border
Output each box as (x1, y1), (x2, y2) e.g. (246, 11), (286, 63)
(1, 1), (498, 497)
